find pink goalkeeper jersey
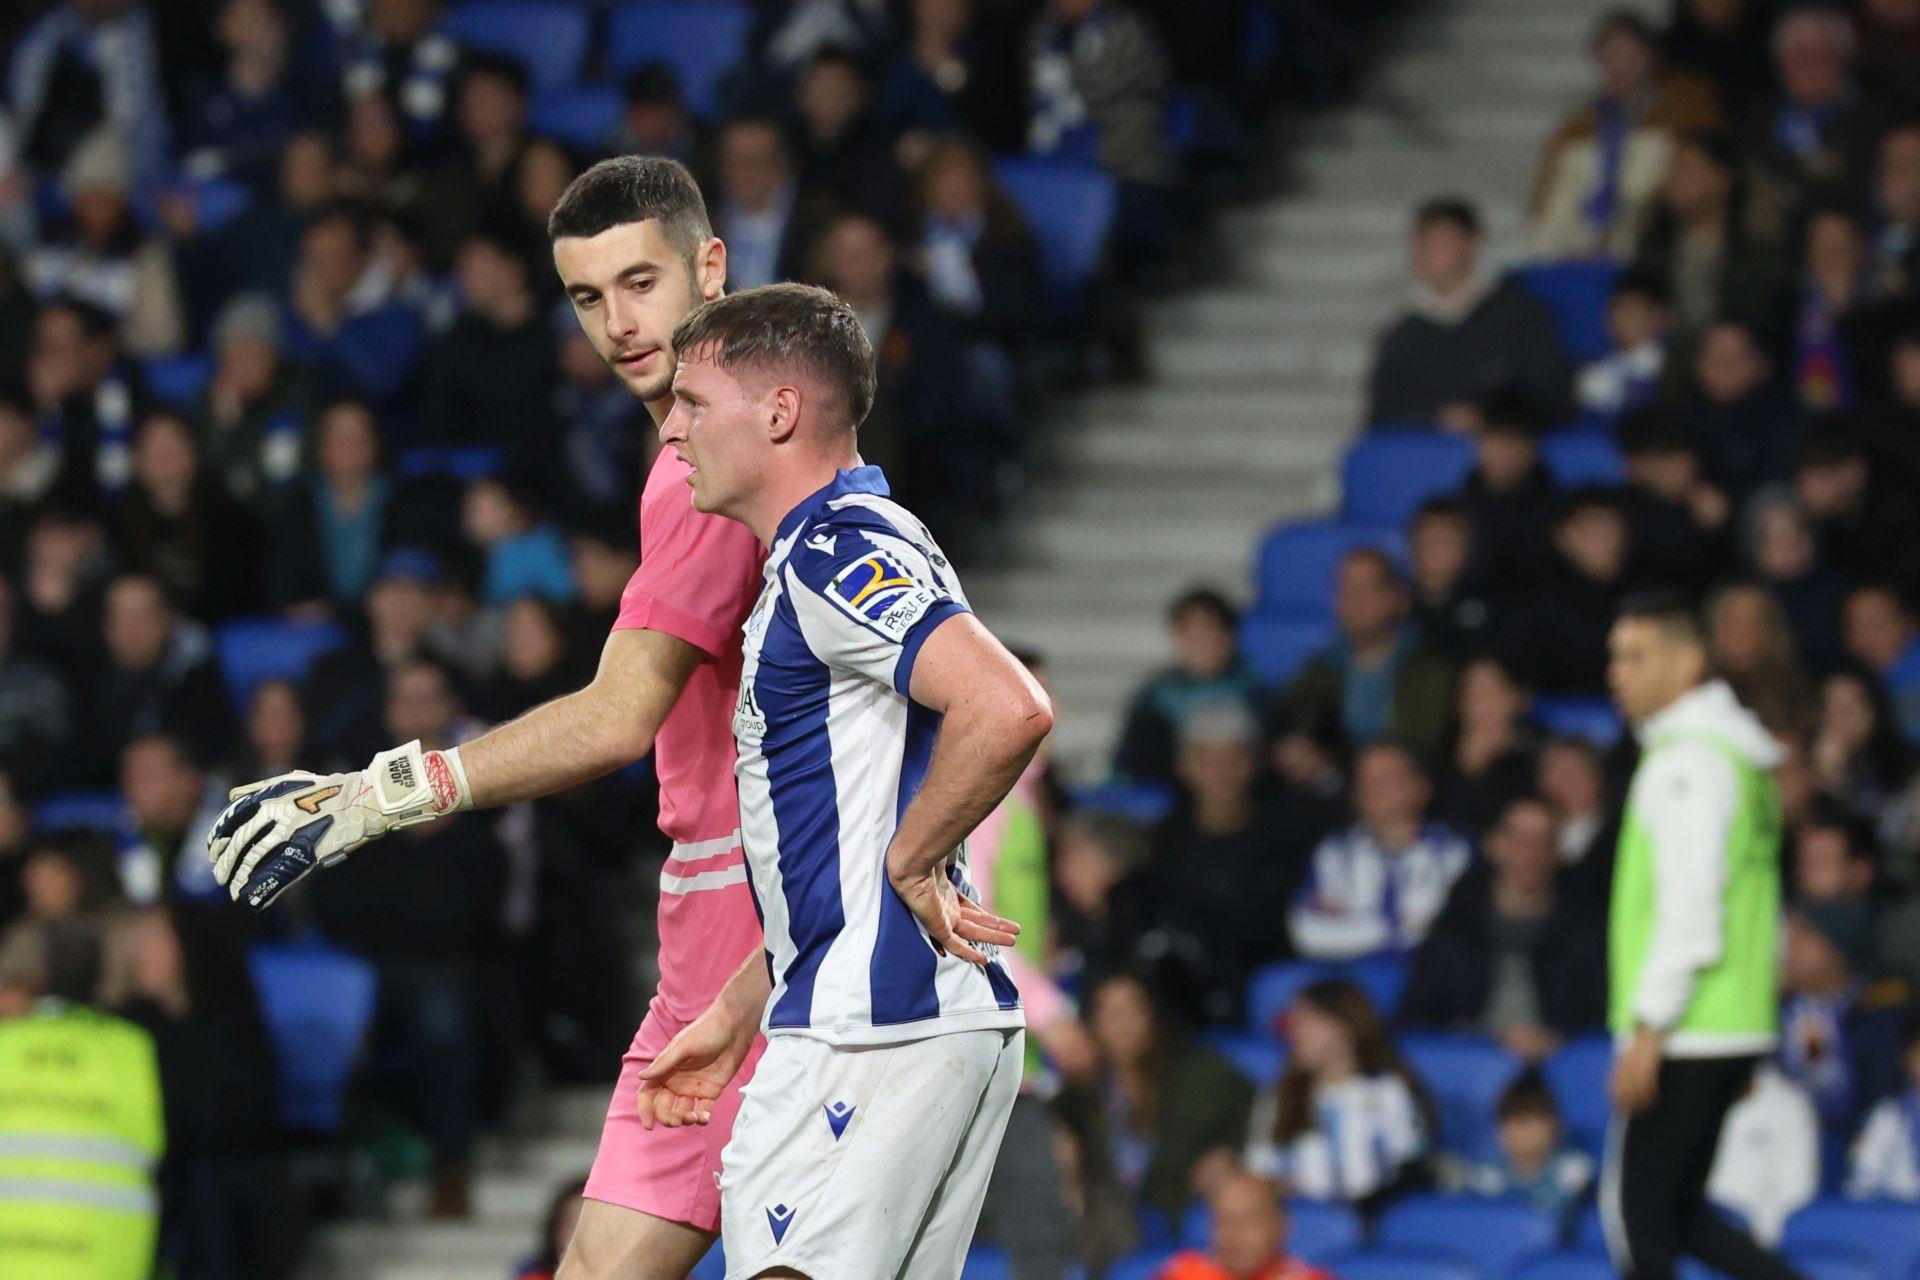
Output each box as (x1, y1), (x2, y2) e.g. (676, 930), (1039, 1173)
(614, 446), (766, 1020)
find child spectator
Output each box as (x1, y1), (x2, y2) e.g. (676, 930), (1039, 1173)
(1576, 271), (1672, 416)
(1113, 586), (1265, 788)
(1247, 979), (1433, 1209)
(1684, 317), (1802, 500)
(1406, 499), (1495, 658)
(1846, 1021), (1920, 1199)
(1289, 742), (1471, 961)
(1443, 1073), (1592, 1228)
(1155, 1172), (1337, 1280)
(1460, 388), (1556, 590)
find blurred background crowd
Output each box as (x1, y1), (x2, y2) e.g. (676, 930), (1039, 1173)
(3, 0), (1920, 1279)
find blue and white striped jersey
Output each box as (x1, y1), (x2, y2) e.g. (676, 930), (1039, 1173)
(733, 466), (1023, 1045)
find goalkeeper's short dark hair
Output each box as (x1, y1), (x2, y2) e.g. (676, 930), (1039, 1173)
(546, 155), (713, 260)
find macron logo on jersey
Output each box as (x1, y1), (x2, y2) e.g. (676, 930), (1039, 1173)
(827, 548), (939, 642)
(767, 1203), (796, 1244)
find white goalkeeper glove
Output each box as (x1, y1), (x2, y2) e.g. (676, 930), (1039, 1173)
(206, 740), (473, 911)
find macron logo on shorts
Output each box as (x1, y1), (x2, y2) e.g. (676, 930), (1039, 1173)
(767, 1203), (795, 1244)
(825, 1100), (855, 1140)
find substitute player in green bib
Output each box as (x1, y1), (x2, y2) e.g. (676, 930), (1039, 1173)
(1599, 593), (1803, 1280)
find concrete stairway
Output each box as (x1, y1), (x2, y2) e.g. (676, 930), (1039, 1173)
(970, 0), (1649, 776)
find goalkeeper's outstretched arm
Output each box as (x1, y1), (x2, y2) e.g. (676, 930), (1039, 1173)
(207, 627), (703, 909)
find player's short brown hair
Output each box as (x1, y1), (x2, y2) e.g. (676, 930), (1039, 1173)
(671, 283), (876, 431)
(546, 155), (712, 260)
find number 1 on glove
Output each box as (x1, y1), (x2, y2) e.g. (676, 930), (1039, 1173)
(206, 740), (472, 910)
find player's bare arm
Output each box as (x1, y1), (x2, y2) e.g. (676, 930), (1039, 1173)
(634, 951), (772, 1131)
(206, 626), (703, 909)
(888, 613), (1053, 964)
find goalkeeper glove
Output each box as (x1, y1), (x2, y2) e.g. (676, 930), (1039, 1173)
(206, 740), (472, 911)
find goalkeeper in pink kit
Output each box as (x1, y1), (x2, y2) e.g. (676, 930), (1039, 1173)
(206, 158), (770, 1278)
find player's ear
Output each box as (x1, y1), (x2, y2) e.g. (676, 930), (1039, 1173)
(698, 237), (727, 301)
(767, 385), (801, 444)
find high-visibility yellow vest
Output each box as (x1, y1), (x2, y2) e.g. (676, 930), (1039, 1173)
(0, 999), (165, 1280)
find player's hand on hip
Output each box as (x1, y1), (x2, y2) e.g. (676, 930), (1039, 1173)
(637, 1006), (755, 1131)
(206, 740), (470, 911)
(889, 864), (1019, 967)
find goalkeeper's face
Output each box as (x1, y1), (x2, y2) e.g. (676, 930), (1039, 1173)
(554, 218), (723, 404)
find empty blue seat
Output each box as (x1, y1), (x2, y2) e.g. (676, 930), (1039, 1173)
(443, 0), (592, 86)
(33, 791), (126, 833)
(1194, 1028), (1287, 1087)
(247, 941), (378, 1132)
(607, 1), (753, 117)
(215, 617), (349, 709)
(1253, 519), (1406, 615)
(1399, 1033), (1525, 1161)
(1349, 952), (1410, 1019)
(1241, 612), (1331, 687)
(962, 1245), (1014, 1280)
(1544, 1036), (1613, 1157)
(1107, 1250), (1177, 1280)
(1785, 1200), (1920, 1280)
(1322, 1250), (1481, 1280)
(1533, 696), (1624, 748)
(1542, 432), (1626, 488)
(1513, 1251), (1616, 1280)
(992, 158), (1117, 317)
(688, 1246), (727, 1280)
(1572, 1204), (1607, 1255)
(396, 445), (508, 481)
(142, 353), (214, 410)
(1380, 1195), (1561, 1280)
(1342, 432), (1475, 528)
(1787, 1245), (1881, 1280)
(1517, 261), (1620, 364)
(529, 84), (622, 149)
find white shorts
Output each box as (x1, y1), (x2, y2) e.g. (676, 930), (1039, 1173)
(719, 1027), (1024, 1280)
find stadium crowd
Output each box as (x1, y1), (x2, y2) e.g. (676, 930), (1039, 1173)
(5, 1), (1920, 1279)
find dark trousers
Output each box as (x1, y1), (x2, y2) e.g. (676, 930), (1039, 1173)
(978, 1093), (1076, 1280)
(1601, 1055), (1807, 1280)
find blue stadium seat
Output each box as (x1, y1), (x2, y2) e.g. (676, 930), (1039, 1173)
(1194, 1028), (1287, 1087)
(1183, 1199), (1364, 1264)
(607, 1), (754, 117)
(1512, 1251), (1617, 1280)
(215, 617), (349, 709)
(1399, 1034), (1525, 1161)
(1246, 960), (1331, 1033)
(1240, 612), (1331, 687)
(1106, 1250), (1177, 1280)
(443, 0), (592, 87)
(1517, 261), (1620, 364)
(992, 158), (1118, 317)
(1542, 432), (1626, 488)
(1322, 1250), (1481, 1280)
(1341, 432), (1475, 528)
(1064, 780), (1176, 824)
(136, 178), (254, 237)
(1533, 697), (1624, 748)
(688, 1246), (727, 1280)
(528, 84), (622, 149)
(1291, 1200), (1366, 1265)
(33, 791), (126, 833)
(247, 941), (377, 1132)
(1253, 519), (1405, 615)
(962, 1245), (1014, 1280)
(1572, 1204), (1607, 1255)
(141, 353), (214, 410)
(1349, 952), (1410, 1019)
(1785, 1200), (1920, 1280)
(396, 445), (508, 480)
(1245, 956), (1409, 1034)
(1786, 1245), (1881, 1280)
(1544, 1036), (1613, 1157)
(1380, 1195), (1562, 1280)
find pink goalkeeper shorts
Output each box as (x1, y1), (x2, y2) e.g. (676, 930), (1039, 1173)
(581, 999), (768, 1232)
